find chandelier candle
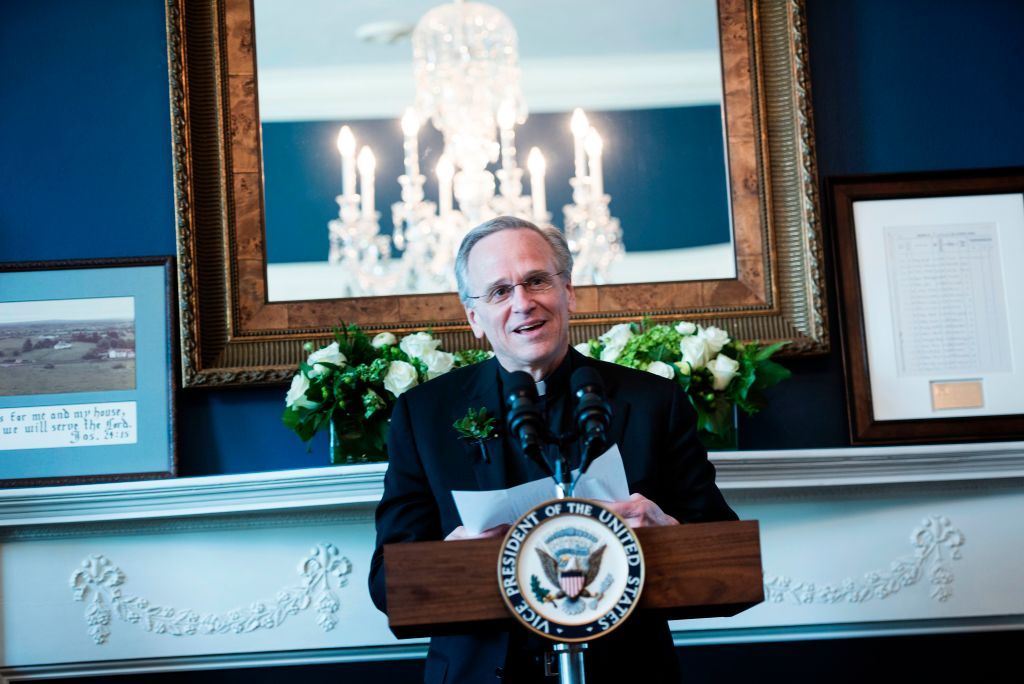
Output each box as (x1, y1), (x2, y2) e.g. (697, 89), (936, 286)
(357, 146), (376, 219)
(571, 108), (589, 181)
(586, 128), (604, 198)
(337, 126), (357, 199)
(498, 99), (517, 173)
(528, 147), (547, 222)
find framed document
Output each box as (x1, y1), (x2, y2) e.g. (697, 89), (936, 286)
(829, 168), (1024, 444)
(0, 257), (177, 486)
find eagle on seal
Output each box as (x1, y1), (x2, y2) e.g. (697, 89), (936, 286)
(536, 543), (606, 614)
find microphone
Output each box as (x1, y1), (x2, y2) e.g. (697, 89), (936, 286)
(504, 371), (552, 475)
(571, 366), (612, 472)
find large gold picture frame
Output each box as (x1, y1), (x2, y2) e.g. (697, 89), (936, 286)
(166, 0), (828, 388)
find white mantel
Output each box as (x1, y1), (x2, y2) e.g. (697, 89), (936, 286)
(2, 444), (1023, 681)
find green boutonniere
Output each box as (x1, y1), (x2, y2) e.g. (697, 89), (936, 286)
(453, 407), (499, 462)
(453, 407), (497, 442)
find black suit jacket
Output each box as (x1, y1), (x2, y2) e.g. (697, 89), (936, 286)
(369, 348), (736, 683)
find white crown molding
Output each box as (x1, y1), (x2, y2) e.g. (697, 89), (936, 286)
(257, 51), (722, 122)
(0, 464), (386, 528)
(671, 615), (1024, 646)
(712, 441), (1024, 489)
(1, 443), (1022, 528)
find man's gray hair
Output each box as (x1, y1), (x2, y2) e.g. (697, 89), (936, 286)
(454, 216), (574, 303)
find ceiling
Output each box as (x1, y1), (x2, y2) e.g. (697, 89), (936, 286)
(254, 0), (719, 68)
(253, 0), (722, 120)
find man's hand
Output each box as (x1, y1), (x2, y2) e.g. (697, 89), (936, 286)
(444, 523), (511, 541)
(603, 493), (679, 528)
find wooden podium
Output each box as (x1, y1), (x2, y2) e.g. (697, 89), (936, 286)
(383, 520), (763, 639)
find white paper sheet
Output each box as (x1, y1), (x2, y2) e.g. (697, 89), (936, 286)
(884, 223), (1011, 376)
(451, 443), (631, 535)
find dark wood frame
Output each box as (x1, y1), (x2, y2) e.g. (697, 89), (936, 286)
(0, 256), (178, 487)
(166, 0), (828, 388)
(829, 168), (1024, 445)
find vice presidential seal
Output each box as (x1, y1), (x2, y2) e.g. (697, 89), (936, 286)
(497, 498), (645, 642)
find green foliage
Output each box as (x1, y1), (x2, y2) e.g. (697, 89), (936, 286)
(282, 324), (490, 463)
(453, 407), (497, 442)
(283, 318), (791, 464)
(616, 323), (678, 367)
(530, 574), (551, 603)
(454, 348), (493, 366)
(586, 320), (791, 449)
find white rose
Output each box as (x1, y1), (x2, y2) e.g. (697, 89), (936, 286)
(285, 373), (318, 410)
(383, 360), (419, 397)
(646, 360), (675, 380)
(422, 349), (455, 379)
(680, 335), (709, 369)
(675, 321), (697, 335)
(700, 325), (731, 355)
(371, 332), (397, 348)
(673, 361), (692, 376)
(306, 342), (346, 377)
(599, 323), (634, 347)
(597, 323), (634, 363)
(573, 342), (594, 358)
(399, 332), (440, 360)
(382, 360), (417, 397)
(708, 353), (740, 390)
(600, 341), (627, 363)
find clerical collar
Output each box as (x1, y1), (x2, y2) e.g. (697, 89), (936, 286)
(497, 349), (573, 401)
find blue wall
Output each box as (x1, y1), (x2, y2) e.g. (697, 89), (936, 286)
(0, 1), (176, 261)
(2, 0), (1023, 476)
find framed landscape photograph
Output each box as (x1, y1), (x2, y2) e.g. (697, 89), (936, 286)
(0, 257), (176, 486)
(829, 168), (1024, 444)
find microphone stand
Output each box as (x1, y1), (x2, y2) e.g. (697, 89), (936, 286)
(551, 434), (573, 499)
(506, 373), (602, 684)
(551, 642), (587, 684)
(546, 429), (592, 684)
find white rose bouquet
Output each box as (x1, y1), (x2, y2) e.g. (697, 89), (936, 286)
(578, 319), (790, 449)
(282, 324), (490, 463)
(284, 318), (788, 462)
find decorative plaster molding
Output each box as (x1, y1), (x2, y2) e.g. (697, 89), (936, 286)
(764, 516), (964, 604)
(2, 443), (1022, 528)
(70, 544), (352, 644)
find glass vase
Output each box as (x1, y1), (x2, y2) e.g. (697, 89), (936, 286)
(698, 406), (739, 451)
(328, 418), (364, 465)
(328, 416), (388, 464)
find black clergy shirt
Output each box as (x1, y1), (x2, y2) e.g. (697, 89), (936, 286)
(496, 351), (581, 489)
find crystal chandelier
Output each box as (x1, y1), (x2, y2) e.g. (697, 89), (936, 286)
(328, 0), (623, 296)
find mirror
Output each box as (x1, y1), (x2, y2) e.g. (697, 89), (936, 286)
(252, 0), (735, 301)
(167, 0), (828, 388)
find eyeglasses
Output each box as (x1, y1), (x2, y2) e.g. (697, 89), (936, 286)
(467, 270), (567, 305)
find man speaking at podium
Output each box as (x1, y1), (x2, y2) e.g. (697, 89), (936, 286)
(370, 216), (737, 683)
